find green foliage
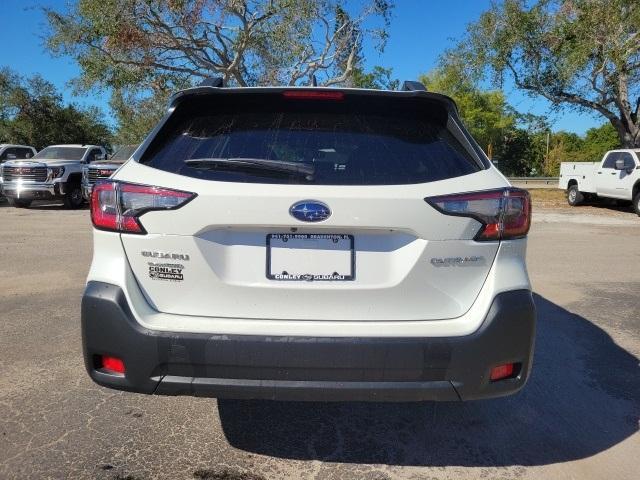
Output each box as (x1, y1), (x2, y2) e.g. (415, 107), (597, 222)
(110, 89), (171, 145)
(420, 67), (516, 153)
(542, 123), (620, 176)
(451, 0), (640, 147)
(351, 66), (399, 90)
(495, 127), (547, 176)
(500, 122), (620, 177)
(418, 65), (551, 176)
(418, 65), (619, 176)
(0, 68), (112, 150)
(581, 123), (621, 161)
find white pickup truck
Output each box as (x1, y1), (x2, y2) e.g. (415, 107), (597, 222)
(559, 149), (640, 216)
(0, 144), (107, 208)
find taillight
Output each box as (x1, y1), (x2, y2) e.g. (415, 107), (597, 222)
(91, 181), (195, 234)
(282, 90), (344, 101)
(426, 188), (531, 241)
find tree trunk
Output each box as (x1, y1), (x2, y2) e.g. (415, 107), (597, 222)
(611, 118), (640, 148)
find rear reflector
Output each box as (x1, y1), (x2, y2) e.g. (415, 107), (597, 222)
(490, 363), (516, 381)
(282, 90), (344, 101)
(100, 355), (125, 374)
(91, 181), (195, 234)
(426, 188), (531, 241)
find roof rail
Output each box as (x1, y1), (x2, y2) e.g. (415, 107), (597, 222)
(199, 77), (224, 88)
(401, 80), (427, 92)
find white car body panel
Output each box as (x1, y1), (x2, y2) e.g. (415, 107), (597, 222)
(558, 162), (598, 193)
(88, 230), (529, 337)
(109, 161), (513, 323)
(85, 158), (532, 336)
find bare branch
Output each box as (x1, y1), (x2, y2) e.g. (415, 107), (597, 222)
(45, 0), (395, 91)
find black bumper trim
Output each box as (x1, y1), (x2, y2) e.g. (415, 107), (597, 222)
(156, 377), (460, 402)
(81, 282), (536, 401)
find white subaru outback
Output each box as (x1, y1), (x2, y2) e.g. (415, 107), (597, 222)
(82, 82), (535, 402)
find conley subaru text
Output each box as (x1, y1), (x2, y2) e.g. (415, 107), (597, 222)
(82, 80), (535, 402)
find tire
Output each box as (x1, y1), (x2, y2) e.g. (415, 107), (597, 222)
(567, 185), (584, 206)
(63, 185), (84, 209)
(8, 198), (32, 208)
(633, 191), (640, 217)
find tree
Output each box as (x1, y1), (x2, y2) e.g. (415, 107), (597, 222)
(44, 0), (394, 90)
(581, 123), (620, 160)
(351, 66), (398, 90)
(110, 89), (170, 145)
(331, 5), (398, 90)
(0, 68), (112, 150)
(451, 0), (640, 147)
(419, 66), (517, 154)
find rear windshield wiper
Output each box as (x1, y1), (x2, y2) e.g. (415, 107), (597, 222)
(184, 157), (315, 180)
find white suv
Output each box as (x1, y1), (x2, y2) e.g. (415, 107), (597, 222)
(82, 82), (535, 402)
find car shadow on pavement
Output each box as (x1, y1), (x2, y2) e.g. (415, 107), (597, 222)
(218, 294), (639, 467)
(583, 199), (636, 215)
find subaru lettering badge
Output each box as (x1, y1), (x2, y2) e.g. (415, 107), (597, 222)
(289, 200), (331, 222)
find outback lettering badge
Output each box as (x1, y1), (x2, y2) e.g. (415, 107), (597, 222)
(142, 251), (190, 261)
(430, 256), (485, 266)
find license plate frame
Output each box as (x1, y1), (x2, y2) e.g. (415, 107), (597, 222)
(266, 233), (355, 281)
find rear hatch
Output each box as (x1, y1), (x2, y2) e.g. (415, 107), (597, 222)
(112, 88), (508, 321)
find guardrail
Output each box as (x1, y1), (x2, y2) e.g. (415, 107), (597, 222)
(507, 177), (559, 189)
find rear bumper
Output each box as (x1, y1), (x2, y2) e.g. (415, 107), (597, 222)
(81, 282), (536, 401)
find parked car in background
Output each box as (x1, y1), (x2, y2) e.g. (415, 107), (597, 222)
(0, 145), (38, 200)
(82, 145), (138, 200)
(0, 144), (37, 163)
(0, 144), (107, 208)
(82, 81), (535, 402)
(559, 149), (640, 216)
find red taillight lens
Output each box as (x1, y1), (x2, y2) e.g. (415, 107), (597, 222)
(426, 188), (531, 241)
(100, 355), (125, 374)
(91, 181), (195, 234)
(282, 90), (344, 101)
(490, 363), (517, 381)
(501, 190), (532, 238)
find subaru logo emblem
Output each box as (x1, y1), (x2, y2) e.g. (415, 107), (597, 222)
(289, 200), (331, 222)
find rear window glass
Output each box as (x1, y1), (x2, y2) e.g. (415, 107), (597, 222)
(140, 93), (483, 185)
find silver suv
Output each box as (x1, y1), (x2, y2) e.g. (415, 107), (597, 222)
(82, 145), (138, 200)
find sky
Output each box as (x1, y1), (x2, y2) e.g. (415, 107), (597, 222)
(0, 0), (604, 134)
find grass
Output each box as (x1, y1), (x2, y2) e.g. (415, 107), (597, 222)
(527, 188), (567, 208)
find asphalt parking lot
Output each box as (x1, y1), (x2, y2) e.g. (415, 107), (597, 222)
(0, 199), (638, 480)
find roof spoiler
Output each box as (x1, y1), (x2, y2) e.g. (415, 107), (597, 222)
(197, 77), (426, 92)
(198, 77), (224, 88)
(401, 80), (427, 92)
